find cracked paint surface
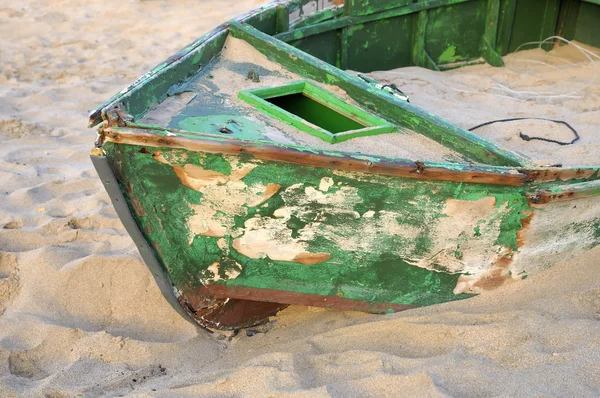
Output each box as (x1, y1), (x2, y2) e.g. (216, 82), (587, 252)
(102, 143), (598, 309)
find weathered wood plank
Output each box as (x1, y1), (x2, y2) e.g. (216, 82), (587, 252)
(496, 0), (517, 55)
(275, 0), (475, 43)
(481, 0), (504, 66)
(275, 5), (290, 34)
(340, 27), (349, 69)
(411, 11), (429, 68)
(291, 7), (343, 29)
(529, 179), (600, 204)
(555, 0), (582, 40)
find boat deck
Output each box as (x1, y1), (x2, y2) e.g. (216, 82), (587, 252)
(140, 36), (468, 164)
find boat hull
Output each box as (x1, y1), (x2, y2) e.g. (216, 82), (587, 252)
(92, 137), (600, 329)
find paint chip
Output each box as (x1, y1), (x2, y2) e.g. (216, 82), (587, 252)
(319, 177), (334, 192)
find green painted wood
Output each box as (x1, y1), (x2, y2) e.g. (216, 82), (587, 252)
(412, 11), (430, 68)
(275, 15), (348, 42)
(496, 0), (517, 55)
(104, 142), (538, 309)
(348, 0), (414, 16)
(508, 0), (561, 52)
(345, 15), (415, 72)
(482, 39), (505, 67)
(483, 0), (501, 47)
(275, 0), (475, 43)
(229, 21), (528, 166)
(291, 7), (343, 28)
(243, 5), (280, 35)
(340, 27), (348, 69)
(88, 0), (600, 328)
(540, 0), (561, 51)
(275, 5), (290, 34)
(289, 31), (341, 67)
(238, 81), (395, 143)
(573, 2), (600, 47)
(555, 0), (581, 40)
(481, 0), (504, 66)
(425, 0), (488, 65)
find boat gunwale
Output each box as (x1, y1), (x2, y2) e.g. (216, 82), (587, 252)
(99, 123), (600, 192)
(100, 124), (525, 186)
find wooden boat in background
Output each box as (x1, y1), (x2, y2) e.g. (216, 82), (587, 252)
(89, 0), (600, 330)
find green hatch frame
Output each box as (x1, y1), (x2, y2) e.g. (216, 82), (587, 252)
(238, 80), (395, 143)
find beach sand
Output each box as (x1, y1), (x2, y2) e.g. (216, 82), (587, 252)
(1, 1), (600, 397)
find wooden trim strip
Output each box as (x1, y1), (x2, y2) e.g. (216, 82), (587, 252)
(484, 0), (501, 48)
(102, 125), (527, 186)
(290, 6), (343, 29)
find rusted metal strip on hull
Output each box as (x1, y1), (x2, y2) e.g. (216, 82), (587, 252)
(529, 179), (600, 204)
(519, 167), (600, 184)
(101, 125), (528, 186)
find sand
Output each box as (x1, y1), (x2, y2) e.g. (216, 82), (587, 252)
(1, 1), (600, 397)
(369, 42), (600, 166)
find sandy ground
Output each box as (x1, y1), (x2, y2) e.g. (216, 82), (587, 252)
(369, 42), (600, 166)
(1, 1), (600, 397)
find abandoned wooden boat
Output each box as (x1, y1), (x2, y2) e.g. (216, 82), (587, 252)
(89, 0), (600, 330)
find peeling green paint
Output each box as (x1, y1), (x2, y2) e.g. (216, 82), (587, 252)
(103, 143), (543, 307)
(438, 45), (460, 63)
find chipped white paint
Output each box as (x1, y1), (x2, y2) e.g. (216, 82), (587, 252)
(511, 195), (600, 276)
(273, 208), (289, 218)
(247, 183), (281, 207)
(203, 260), (243, 284)
(154, 151), (266, 241)
(232, 217), (331, 264)
(217, 238), (228, 251)
(409, 197), (507, 288)
(155, 151), (335, 266)
(207, 262), (222, 282)
(319, 177), (334, 192)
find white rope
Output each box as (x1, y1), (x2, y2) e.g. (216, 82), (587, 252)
(491, 36), (599, 101)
